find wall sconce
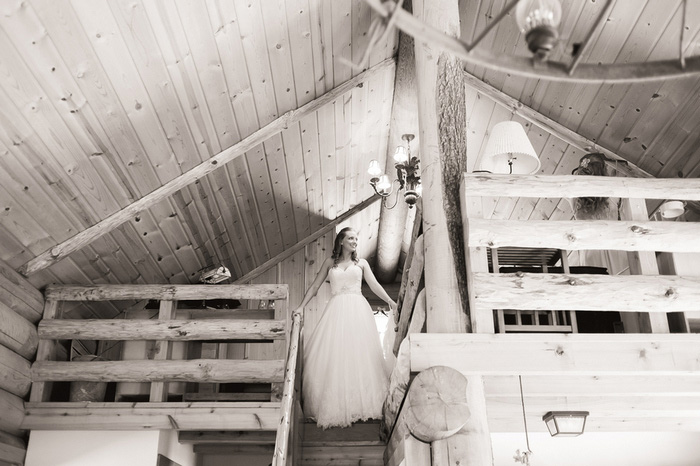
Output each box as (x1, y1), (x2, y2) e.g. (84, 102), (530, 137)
(368, 133), (421, 209)
(542, 411), (589, 437)
(515, 0), (562, 60)
(479, 121), (540, 175)
(199, 265), (231, 284)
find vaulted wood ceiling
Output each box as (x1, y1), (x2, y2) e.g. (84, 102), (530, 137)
(1, 0), (699, 310)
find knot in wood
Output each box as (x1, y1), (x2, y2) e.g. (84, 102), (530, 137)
(630, 225), (650, 235)
(665, 287), (677, 298)
(567, 277), (579, 286)
(555, 347), (565, 356)
(566, 233), (577, 243)
(515, 271), (525, 278)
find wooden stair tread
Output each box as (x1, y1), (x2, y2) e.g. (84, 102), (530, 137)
(302, 420), (385, 447)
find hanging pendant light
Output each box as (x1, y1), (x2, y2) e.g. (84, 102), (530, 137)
(515, 0), (562, 60)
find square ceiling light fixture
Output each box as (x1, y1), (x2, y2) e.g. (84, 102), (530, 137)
(542, 411), (589, 437)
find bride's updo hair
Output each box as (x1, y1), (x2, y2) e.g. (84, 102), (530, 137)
(331, 227), (358, 267)
(572, 153), (608, 216)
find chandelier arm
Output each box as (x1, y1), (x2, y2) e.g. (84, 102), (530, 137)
(363, 0), (700, 82)
(681, 0), (688, 69)
(567, 0), (616, 76)
(467, 0), (522, 52)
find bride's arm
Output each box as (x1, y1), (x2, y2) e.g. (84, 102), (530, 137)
(359, 259), (396, 311)
(293, 257), (333, 315)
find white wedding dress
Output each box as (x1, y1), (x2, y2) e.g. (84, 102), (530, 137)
(302, 263), (389, 429)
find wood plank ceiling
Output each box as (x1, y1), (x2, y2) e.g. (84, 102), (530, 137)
(0, 0), (699, 318)
(0, 0), (397, 310)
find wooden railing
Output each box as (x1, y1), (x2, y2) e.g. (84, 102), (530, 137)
(461, 174), (700, 333)
(24, 284), (289, 432)
(271, 310), (303, 466)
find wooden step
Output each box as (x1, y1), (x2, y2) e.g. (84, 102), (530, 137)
(300, 420), (385, 466)
(22, 401), (281, 431)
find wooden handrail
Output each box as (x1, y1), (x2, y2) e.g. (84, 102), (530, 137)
(271, 311), (303, 466)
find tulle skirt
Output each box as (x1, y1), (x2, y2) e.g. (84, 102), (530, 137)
(302, 293), (389, 429)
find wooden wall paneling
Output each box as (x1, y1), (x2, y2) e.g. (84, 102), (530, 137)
(475, 102), (509, 220)
(111, 0), (248, 277)
(107, 227), (169, 284)
(526, 144), (581, 222)
(26, 0), (161, 192)
(351, 0), (372, 70)
(507, 133), (566, 221)
(465, 0), (507, 81)
(227, 156), (269, 268)
(318, 102), (338, 220)
(308, 0), (333, 94)
(282, 124), (312, 241)
(478, 2), (523, 92)
(0, 31), (124, 224)
(335, 90), (351, 213)
(299, 113), (326, 232)
(171, 189), (216, 270)
(284, 0), (317, 105)
(659, 96), (700, 179)
(367, 3), (398, 69)
(247, 145), (285, 258)
(231, 0), (279, 126)
(174, 0), (240, 147)
(71, 0), (183, 183)
(594, 2), (686, 160)
(3, 1), (160, 196)
(260, 0), (298, 117)
(465, 88), (494, 173)
(331, 0), (352, 86)
(0, 180), (54, 256)
(264, 134), (298, 250)
(628, 84), (700, 172)
(196, 177), (243, 277)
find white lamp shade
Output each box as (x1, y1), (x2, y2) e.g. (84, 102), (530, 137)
(481, 121), (540, 175)
(367, 159), (382, 177)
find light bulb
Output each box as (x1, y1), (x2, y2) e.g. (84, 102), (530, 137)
(367, 159), (382, 178)
(376, 174), (392, 195)
(394, 146), (409, 164)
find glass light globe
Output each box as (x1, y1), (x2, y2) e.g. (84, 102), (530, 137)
(515, 0), (562, 33)
(515, 0), (562, 58)
(376, 174), (392, 195)
(394, 146), (409, 164)
(367, 159), (382, 177)
(415, 181), (423, 197)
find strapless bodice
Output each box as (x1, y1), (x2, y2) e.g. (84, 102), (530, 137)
(328, 264), (363, 296)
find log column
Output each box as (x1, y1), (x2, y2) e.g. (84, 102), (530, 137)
(376, 8), (418, 284)
(413, 0), (494, 463)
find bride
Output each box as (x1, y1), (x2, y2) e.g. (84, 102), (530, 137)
(294, 227), (396, 429)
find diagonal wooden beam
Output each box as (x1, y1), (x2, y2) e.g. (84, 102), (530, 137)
(17, 58), (397, 277)
(234, 196), (380, 284)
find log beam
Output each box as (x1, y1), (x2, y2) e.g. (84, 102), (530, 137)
(0, 344), (31, 398)
(39, 319), (287, 341)
(376, 12), (417, 284)
(467, 218), (700, 253)
(22, 402), (280, 431)
(472, 272), (700, 312)
(18, 58), (396, 277)
(413, 0), (492, 463)
(461, 174), (700, 201)
(32, 359), (285, 383)
(44, 284), (288, 301)
(410, 333), (700, 375)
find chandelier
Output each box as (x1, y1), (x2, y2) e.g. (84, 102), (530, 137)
(367, 134), (421, 209)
